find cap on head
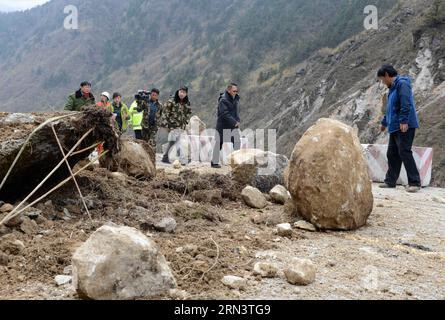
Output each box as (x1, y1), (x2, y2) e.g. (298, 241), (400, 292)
(101, 92), (111, 101)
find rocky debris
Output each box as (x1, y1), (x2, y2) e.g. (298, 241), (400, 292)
(221, 275), (247, 290)
(285, 118), (373, 230)
(154, 217), (177, 233)
(284, 258), (317, 286)
(253, 262), (279, 278)
(0, 234), (25, 255)
(173, 160), (182, 169)
(20, 217), (39, 235)
(0, 113), (35, 125)
(294, 220), (317, 232)
(241, 186), (268, 209)
(228, 149), (289, 192)
(0, 108), (119, 202)
(72, 224), (176, 300)
(269, 185), (290, 204)
(276, 223), (292, 237)
(190, 189), (223, 205)
(55, 275), (73, 286)
(100, 138), (156, 180)
(0, 203), (14, 213)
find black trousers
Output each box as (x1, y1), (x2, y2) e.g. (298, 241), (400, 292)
(385, 128), (421, 187)
(212, 128), (241, 165)
(134, 130), (143, 140)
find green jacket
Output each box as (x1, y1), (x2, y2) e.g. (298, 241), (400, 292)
(129, 101), (143, 131)
(161, 97), (192, 130)
(64, 89), (96, 111)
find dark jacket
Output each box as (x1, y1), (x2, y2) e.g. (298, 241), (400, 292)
(216, 91), (240, 131)
(381, 75), (419, 134)
(64, 89), (96, 111)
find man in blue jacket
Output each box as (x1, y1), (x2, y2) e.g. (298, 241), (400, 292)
(211, 83), (241, 168)
(378, 65), (421, 193)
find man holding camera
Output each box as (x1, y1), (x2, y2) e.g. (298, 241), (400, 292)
(137, 88), (163, 149)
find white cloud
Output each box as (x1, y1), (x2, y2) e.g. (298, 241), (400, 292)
(0, 0), (51, 12)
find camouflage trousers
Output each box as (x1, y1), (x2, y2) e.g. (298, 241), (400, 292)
(142, 127), (158, 149)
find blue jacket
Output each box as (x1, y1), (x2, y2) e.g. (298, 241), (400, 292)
(216, 91), (240, 131)
(381, 75), (419, 134)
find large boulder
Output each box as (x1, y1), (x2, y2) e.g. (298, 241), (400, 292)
(100, 139), (156, 179)
(72, 224), (176, 300)
(228, 149), (289, 193)
(285, 118), (373, 230)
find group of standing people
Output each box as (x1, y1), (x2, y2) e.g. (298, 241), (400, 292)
(64, 81), (242, 167)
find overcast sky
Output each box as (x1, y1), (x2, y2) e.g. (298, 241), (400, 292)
(0, 0), (51, 12)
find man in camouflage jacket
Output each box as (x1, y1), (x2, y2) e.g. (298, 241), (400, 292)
(161, 86), (192, 164)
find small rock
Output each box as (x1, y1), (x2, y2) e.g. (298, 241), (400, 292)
(294, 220), (317, 232)
(221, 275), (247, 290)
(20, 217), (39, 235)
(284, 258), (316, 286)
(269, 185), (290, 205)
(110, 172), (128, 183)
(35, 215), (48, 225)
(183, 244), (199, 256)
(173, 160), (182, 169)
(241, 186), (268, 209)
(4, 213), (23, 228)
(253, 262), (278, 278)
(182, 200), (195, 208)
(169, 288), (189, 300)
(251, 213), (266, 225)
(154, 217), (177, 233)
(24, 208), (41, 220)
(0, 235), (25, 255)
(55, 275), (73, 286)
(0, 203), (14, 213)
(277, 223), (292, 237)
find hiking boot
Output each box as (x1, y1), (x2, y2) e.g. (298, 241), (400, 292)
(161, 157), (170, 164)
(379, 183), (396, 189)
(406, 185), (421, 193)
(211, 163), (222, 169)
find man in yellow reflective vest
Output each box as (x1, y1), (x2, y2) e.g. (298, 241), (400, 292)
(129, 100), (144, 140)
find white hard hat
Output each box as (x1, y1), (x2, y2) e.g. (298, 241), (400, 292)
(101, 92), (111, 101)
